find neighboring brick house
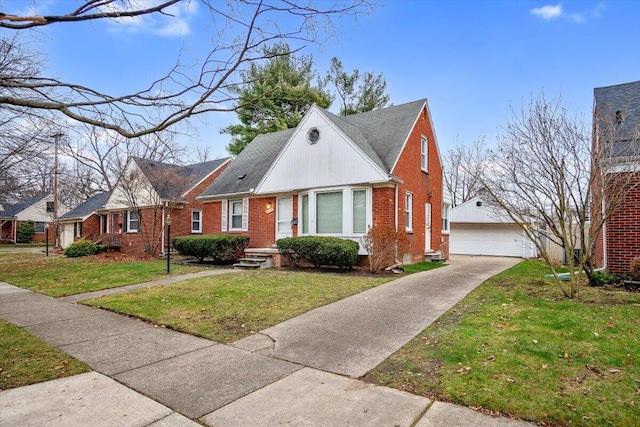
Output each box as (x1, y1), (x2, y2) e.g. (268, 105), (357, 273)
(198, 99), (449, 265)
(0, 193), (68, 244)
(99, 156), (231, 255)
(593, 80), (640, 275)
(59, 192), (110, 249)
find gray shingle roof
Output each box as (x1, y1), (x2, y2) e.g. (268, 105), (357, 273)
(594, 80), (640, 156)
(59, 192), (110, 221)
(133, 157), (230, 199)
(199, 99), (426, 198)
(0, 193), (49, 218)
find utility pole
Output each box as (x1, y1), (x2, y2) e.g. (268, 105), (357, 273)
(51, 132), (64, 248)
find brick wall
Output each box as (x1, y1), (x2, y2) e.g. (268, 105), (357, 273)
(387, 104), (446, 261)
(604, 172), (640, 275)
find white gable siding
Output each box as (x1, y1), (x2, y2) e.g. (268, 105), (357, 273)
(450, 197), (513, 224)
(257, 109), (389, 194)
(104, 161), (160, 210)
(17, 196), (68, 222)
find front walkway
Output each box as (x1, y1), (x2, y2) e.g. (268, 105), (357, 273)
(0, 256), (533, 426)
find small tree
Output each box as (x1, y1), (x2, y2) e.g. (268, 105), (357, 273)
(476, 93), (640, 298)
(117, 159), (193, 255)
(362, 225), (411, 273)
(16, 221), (35, 243)
(443, 136), (487, 207)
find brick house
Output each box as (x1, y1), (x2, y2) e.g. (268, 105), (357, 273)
(198, 99), (449, 265)
(99, 156), (231, 255)
(0, 193), (68, 244)
(593, 80), (640, 275)
(59, 192), (110, 249)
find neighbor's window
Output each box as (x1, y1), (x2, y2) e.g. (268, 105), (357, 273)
(421, 136), (428, 171)
(405, 192), (413, 231)
(74, 222), (83, 238)
(442, 203), (450, 233)
(230, 200), (243, 230)
(46, 201), (54, 212)
(191, 210), (202, 233)
(126, 210), (139, 232)
(352, 190), (367, 234)
(316, 191), (343, 234)
(34, 222), (46, 233)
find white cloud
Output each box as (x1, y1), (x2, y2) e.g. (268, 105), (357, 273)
(105, 0), (199, 37)
(531, 4), (563, 20)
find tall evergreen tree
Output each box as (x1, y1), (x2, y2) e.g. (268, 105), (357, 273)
(223, 44), (331, 155)
(324, 57), (390, 116)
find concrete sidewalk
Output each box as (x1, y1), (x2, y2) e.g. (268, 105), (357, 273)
(1, 256), (533, 426)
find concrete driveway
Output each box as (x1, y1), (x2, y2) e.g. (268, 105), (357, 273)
(234, 255), (521, 378)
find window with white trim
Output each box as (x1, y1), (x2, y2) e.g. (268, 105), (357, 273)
(74, 222), (83, 238)
(230, 200), (243, 231)
(191, 210), (202, 233)
(442, 203), (450, 233)
(126, 210), (139, 232)
(421, 136), (428, 171)
(300, 194), (309, 234)
(405, 192), (413, 231)
(352, 190), (367, 234)
(298, 187), (371, 237)
(316, 191), (343, 234)
(34, 222), (46, 233)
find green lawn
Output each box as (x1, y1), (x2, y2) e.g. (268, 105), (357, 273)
(1, 320), (90, 390)
(0, 254), (206, 297)
(85, 270), (394, 343)
(368, 260), (640, 427)
(403, 261), (446, 275)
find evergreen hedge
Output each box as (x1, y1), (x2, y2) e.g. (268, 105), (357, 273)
(64, 240), (100, 257)
(276, 236), (359, 271)
(173, 234), (249, 263)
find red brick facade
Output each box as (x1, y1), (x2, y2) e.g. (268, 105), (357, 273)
(78, 160), (230, 256)
(595, 172), (640, 275)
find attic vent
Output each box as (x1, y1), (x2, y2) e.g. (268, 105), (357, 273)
(476, 201), (482, 207)
(307, 128), (320, 144)
(238, 174), (246, 180)
(615, 110), (624, 124)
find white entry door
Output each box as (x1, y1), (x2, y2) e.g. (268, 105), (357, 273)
(425, 203), (432, 252)
(276, 197), (293, 240)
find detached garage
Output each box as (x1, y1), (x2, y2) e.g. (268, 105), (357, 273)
(450, 197), (537, 258)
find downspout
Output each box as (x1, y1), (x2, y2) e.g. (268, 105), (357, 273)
(394, 185), (399, 232)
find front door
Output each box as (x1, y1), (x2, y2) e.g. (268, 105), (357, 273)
(276, 197), (293, 240)
(425, 203), (432, 252)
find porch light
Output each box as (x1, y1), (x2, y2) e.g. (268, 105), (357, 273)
(266, 202), (272, 210)
(166, 214), (172, 225)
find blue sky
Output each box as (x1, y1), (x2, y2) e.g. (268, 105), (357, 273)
(10, 0), (640, 160)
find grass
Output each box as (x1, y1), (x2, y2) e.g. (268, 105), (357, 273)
(0, 320), (90, 390)
(403, 261), (446, 275)
(85, 270), (394, 343)
(0, 254), (206, 297)
(367, 260), (640, 427)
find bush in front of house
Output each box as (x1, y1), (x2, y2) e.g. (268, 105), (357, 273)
(276, 236), (359, 271)
(361, 225), (411, 273)
(16, 221), (36, 243)
(64, 240), (100, 257)
(173, 234), (249, 263)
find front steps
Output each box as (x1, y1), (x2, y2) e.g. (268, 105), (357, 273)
(233, 253), (274, 270)
(425, 251), (447, 263)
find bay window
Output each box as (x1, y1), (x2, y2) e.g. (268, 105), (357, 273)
(298, 187), (370, 236)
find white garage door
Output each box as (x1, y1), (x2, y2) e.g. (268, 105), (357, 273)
(450, 223), (531, 257)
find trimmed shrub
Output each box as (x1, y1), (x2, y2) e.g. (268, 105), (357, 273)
(276, 236), (359, 271)
(17, 221), (36, 243)
(173, 234), (249, 263)
(64, 240), (100, 257)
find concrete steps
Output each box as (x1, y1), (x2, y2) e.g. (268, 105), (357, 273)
(425, 251), (447, 263)
(234, 254), (273, 270)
